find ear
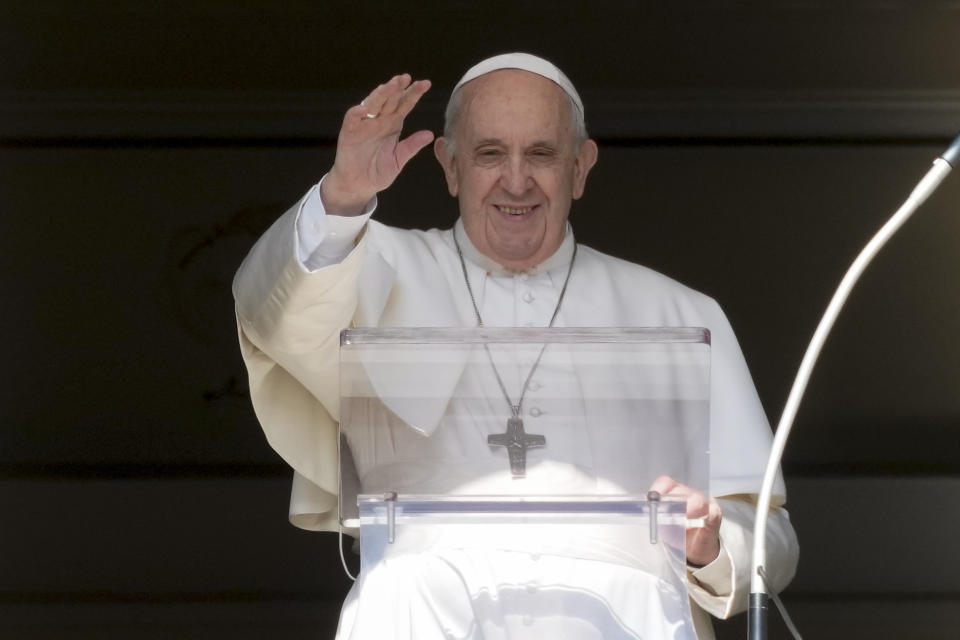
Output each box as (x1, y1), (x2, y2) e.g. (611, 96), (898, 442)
(433, 137), (459, 197)
(571, 139), (598, 200)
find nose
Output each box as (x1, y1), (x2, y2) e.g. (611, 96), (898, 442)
(499, 155), (532, 197)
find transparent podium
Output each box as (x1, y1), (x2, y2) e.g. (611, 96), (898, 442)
(339, 328), (711, 640)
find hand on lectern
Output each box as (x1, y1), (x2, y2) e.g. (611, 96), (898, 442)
(650, 475), (722, 568)
(322, 74), (435, 216)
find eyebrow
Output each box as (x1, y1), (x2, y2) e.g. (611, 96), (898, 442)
(472, 138), (559, 149)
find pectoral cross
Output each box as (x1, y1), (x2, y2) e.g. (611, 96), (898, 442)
(487, 407), (546, 478)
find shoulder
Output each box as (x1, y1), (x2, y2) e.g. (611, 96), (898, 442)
(364, 220), (456, 266)
(563, 240), (731, 332)
(576, 242), (719, 308)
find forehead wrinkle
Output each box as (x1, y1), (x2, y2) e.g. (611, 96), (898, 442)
(530, 139), (560, 149)
(470, 137), (559, 147)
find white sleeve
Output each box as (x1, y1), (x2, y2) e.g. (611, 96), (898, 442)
(296, 177), (376, 271)
(686, 497), (798, 619)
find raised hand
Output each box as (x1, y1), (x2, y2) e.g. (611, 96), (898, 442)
(321, 74), (435, 216)
(649, 475), (723, 568)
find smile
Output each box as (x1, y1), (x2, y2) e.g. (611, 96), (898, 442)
(496, 205), (537, 216)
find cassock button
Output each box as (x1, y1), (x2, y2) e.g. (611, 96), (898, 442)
(522, 291), (535, 303)
(529, 407), (543, 417)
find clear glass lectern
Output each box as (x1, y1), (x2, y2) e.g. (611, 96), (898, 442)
(339, 327), (711, 640)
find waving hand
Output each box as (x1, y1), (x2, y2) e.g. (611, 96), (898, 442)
(321, 74), (434, 215)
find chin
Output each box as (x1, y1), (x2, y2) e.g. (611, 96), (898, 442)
(496, 248), (542, 270)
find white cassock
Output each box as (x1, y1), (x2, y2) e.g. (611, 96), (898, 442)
(232, 183), (799, 640)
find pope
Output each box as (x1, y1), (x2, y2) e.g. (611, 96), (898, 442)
(233, 53), (798, 639)
(325, 58), (726, 568)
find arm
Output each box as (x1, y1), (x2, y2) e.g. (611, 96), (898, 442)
(235, 72), (434, 335)
(649, 477), (799, 618)
(295, 74), (434, 268)
(689, 495), (798, 618)
(232, 73), (434, 528)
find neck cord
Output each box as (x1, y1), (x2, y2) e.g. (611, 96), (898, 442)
(452, 231), (578, 417)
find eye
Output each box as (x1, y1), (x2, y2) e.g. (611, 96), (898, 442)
(474, 147), (505, 165)
(528, 147), (558, 163)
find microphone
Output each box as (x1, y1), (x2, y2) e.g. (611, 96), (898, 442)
(748, 131), (960, 640)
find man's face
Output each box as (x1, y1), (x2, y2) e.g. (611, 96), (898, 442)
(434, 70), (598, 271)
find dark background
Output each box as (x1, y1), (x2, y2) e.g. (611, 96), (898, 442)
(3, 2), (960, 638)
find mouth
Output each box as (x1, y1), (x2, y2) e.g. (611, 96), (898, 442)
(495, 204), (538, 217)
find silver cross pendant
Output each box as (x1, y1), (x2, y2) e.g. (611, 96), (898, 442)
(487, 414), (546, 478)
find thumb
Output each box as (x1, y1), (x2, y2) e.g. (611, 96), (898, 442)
(395, 130), (436, 171)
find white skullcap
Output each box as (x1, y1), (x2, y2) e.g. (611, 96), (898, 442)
(452, 52), (584, 116)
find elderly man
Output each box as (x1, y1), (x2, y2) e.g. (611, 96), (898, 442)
(233, 53), (798, 639)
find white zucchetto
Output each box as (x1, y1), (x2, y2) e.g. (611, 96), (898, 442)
(452, 52), (584, 116)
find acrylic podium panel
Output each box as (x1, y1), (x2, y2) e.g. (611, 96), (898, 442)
(338, 328), (710, 639)
(339, 327), (711, 519)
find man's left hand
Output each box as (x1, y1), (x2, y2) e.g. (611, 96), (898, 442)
(649, 475), (722, 568)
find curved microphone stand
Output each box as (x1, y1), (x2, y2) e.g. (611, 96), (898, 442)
(748, 133), (960, 640)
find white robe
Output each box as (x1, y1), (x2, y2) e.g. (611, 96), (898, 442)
(232, 189), (798, 639)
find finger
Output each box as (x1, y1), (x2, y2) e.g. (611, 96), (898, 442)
(686, 498), (723, 565)
(649, 474), (677, 496)
(361, 74), (409, 116)
(704, 497), (723, 531)
(359, 76), (399, 114)
(685, 490), (709, 520)
(341, 104), (384, 136)
(379, 73), (414, 115)
(391, 79), (432, 120)
(687, 526), (721, 567)
(382, 77), (430, 118)
(395, 129), (436, 170)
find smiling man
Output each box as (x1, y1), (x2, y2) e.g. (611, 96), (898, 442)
(434, 68), (596, 270)
(233, 53), (797, 639)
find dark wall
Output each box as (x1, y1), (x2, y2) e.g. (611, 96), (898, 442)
(3, 2), (960, 638)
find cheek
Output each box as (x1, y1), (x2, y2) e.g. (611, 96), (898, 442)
(540, 171), (575, 206)
(462, 170), (499, 202)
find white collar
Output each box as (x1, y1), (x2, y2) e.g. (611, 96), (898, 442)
(452, 219), (576, 277)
